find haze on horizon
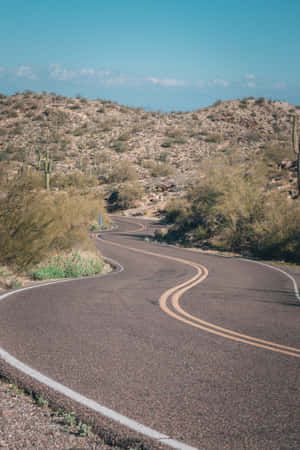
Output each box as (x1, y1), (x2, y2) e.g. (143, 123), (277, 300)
(1, 0), (299, 111)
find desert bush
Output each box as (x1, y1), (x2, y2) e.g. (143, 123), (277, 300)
(255, 97), (265, 106)
(143, 160), (174, 177)
(204, 133), (223, 143)
(163, 199), (189, 224)
(213, 99), (222, 107)
(0, 128), (8, 136)
(263, 143), (294, 165)
(165, 128), (186, 144)
(117, 133), (130, 141)
(161, 141), (172, 148)
(0, 151), (10, 161)
(251, 196), (300, 261)
(158, 151), (168, 162)
(0, 182), (105, 270)
(210, 170), (266, 252)
(107, 183), (144, 210)
(107, 160), (137, 184)
(51, 171), (97, 189)
(246, 131), (261, 143)
(99, 119), (117, 132)
(110, 140), (129, 153)
(162, 154), (300, 262)
(73, 126), (88, 136)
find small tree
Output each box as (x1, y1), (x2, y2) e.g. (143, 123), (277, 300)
(292, 116), (300, 196)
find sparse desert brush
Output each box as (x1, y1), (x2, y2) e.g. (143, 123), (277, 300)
(163, 198), (189, 224)
(0, 182), (105, 271)
(262, 142), (294, 165)
(255, 97), (266, 106)
(110, 140), (129, 153)
(213, 99), (222, 107)
(161, 140), (172, 148)
(143, 160), (174, 177)
(7, 169), (44, 190)
(158, 151), (168, 162)
(107, 182), (144, 210)
(107, 160), (137, 184)
(162, 153), (300, 262)
(99, 119), (117, 132)
(251, 195), (300, 261)
(204, 132), (223, 144)
(52, 171), (97, 189)
(165, 128), (186, 144)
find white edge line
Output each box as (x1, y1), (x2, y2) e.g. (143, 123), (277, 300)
(243, 259), (300, 301)
(0, 347), (197, 449)
(0, 258), (197, 450)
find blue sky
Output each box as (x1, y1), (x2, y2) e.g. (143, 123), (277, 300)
(1, 0), (299, 111)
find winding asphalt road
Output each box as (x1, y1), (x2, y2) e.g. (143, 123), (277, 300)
(0, 216), (299, 449)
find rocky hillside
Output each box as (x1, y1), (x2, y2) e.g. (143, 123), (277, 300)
(0, 91), (299, 211)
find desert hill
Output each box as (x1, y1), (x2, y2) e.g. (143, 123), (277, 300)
(0, 91), (299, 212)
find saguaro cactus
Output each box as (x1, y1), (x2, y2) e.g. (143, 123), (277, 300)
(43, 151), (52, 190)
(37, 150), (41, 169)
(292, 116), (300, 195)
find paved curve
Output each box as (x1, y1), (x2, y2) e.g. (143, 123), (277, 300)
(0, 216), (299, 449)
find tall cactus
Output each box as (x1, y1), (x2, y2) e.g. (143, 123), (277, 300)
(37, 150), (41, 169)
(292, 116), (300, 195)
(43, 151), (52, 190)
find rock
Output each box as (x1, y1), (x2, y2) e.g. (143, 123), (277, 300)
(279, 160), (297, 170)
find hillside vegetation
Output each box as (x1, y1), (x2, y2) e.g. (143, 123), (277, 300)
(161, 150), (300, 262)
(0, 91), (300, 265)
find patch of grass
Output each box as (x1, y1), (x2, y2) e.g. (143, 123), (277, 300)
(56, 409), (92, 436)
(37, 396), (49, 408)
(31, 252), (104, 280)
(6, 277), (22, 289)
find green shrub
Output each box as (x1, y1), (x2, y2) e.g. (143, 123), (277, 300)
(31, 252), (104, 280)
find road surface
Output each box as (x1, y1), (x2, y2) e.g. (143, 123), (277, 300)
(0, 216), (299, 449)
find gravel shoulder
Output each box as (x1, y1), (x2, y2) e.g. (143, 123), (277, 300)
(0, 376), (118, 449)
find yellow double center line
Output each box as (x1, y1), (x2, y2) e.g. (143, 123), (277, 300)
(98, 228), (300, 358)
